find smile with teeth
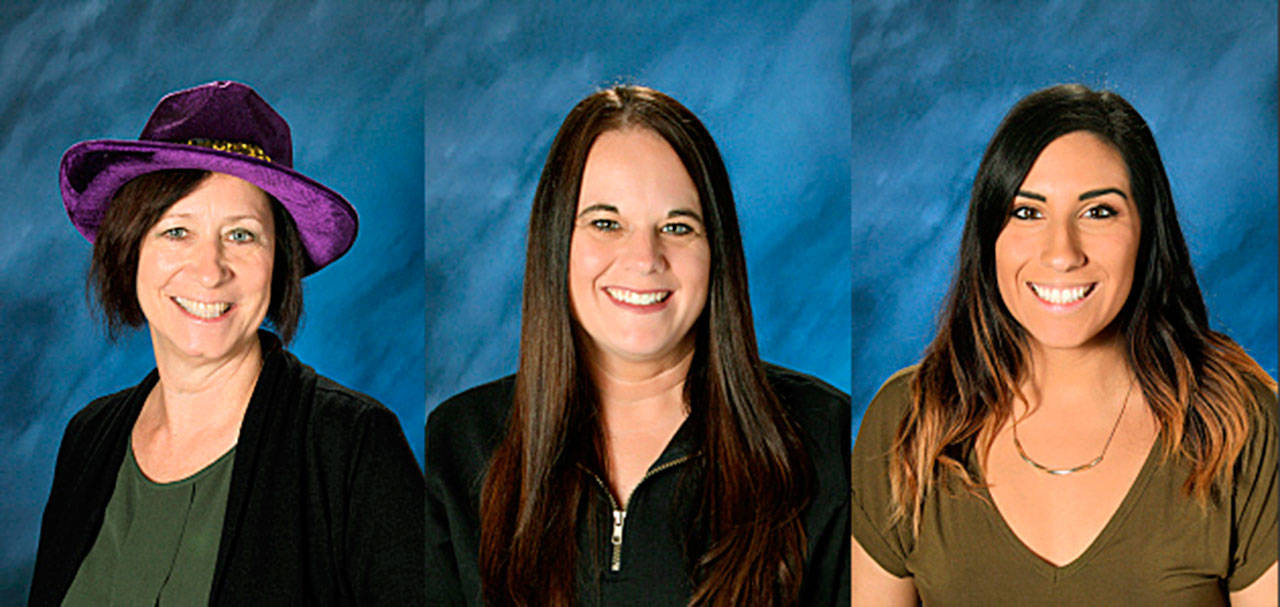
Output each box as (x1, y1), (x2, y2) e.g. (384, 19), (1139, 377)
(1028, 282), (1094, 305)
(605, 287), (671, 306)
(172, 296), (232, 319)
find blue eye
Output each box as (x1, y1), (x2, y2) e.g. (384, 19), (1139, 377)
(661, 223), (693, 235)
(1010, 206), (1041, 220)
(1083, 205), (1117, 219)
(590, 218), (621, 232)
(160, 227), (188, 239)
(227, 228), (256, 243)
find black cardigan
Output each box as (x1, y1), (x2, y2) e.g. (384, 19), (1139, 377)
(30, 332), (425, 606)
(426, 364), (851, 606)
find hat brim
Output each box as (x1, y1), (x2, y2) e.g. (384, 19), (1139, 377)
(60, 139), (357, 274)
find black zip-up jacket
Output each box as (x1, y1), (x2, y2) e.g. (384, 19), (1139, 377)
(426, 364), (851, 606)
(30, 331), (425, 605)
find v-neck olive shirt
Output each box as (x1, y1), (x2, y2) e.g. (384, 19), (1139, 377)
(61, 443), (235, 607)
(853, 367), (1277, 606)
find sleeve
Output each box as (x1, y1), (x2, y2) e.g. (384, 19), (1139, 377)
(29, 409), (90, 605)
(1226, 383), (1278, 591)
(425, 416), (468, 606)
(345, 406), (427, 605)
(850, 368), (916, 578)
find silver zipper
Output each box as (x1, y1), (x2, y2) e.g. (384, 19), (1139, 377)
(609, 509), (627, 571)
(584, 453), (695, 573)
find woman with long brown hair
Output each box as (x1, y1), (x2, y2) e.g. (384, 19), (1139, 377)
(426, 85), (850, 605)
(852, 84), (1277, 606)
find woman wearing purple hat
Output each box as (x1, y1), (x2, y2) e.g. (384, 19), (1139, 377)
(29, 81), (423, 605)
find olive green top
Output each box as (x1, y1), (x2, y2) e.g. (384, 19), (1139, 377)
(62, 442), (235, 607)
(852, 367), (1278, 607)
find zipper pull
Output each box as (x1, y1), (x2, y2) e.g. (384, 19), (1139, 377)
(610, 509), (626, 572)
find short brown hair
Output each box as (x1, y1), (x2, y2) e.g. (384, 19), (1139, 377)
(88, 169), (306, 343)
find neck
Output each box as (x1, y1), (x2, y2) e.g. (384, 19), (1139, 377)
(588, 343), (694, 432)
(143, 334), (264, 438)
(1019, 334), (1132, 417)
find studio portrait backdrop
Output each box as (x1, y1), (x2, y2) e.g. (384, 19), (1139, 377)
(425, 0), (853, 414)
(0, 2), (423, 599)
(850, 0), (1278, 433)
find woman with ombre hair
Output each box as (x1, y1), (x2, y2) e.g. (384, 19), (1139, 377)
(427, 85), (850, 606)
(852, 84), (1277, 606)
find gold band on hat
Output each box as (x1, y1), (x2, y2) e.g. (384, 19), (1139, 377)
(183, 138), (272, 162)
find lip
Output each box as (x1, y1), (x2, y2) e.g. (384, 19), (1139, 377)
(170, 295), (234, 321)
(1026, 281), (1096, 310)
(603, 286), (673, 313)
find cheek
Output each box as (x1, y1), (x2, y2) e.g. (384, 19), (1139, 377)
(1104, 235), (1140, 297)
(135, 243), (174, 292)
(243, 249), (275, 308)
(566, 233), (601, 317)
(681, 244), (711, 301)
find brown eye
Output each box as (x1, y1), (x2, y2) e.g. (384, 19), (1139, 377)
(1010, 206), (1041, 220)
(1083, 205), (1117, 219)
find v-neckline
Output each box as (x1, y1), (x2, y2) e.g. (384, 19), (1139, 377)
(973, 431), (1164, 580)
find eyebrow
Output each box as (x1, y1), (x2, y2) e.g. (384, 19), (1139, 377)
(577, 204), (617, 217)
(156, 213), (268, 227)
(669, 208), (703, 223)
(576, 204), (703, 223)
(1016, 188), (1128, 202)
(1079, 188), (1128, 201)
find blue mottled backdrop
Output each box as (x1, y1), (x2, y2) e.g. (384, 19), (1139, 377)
(0, 2), (423, 599)
(851, 1), (1279, 433)
(425, 2), (853, 413)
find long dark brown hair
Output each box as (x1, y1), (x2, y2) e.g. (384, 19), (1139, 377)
(893, 84), (1276, 531)
(479, 86), (814, 605)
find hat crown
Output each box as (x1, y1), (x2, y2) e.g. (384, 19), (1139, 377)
(139, 81), (293, 167)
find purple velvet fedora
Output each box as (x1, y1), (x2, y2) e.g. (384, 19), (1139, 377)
(60, 80), (357, 273)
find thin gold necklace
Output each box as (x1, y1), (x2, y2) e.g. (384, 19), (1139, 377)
(1011, 380), (1135, 476)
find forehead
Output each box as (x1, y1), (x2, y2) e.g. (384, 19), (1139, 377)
(1022, 131), (1130, 192)
(162, 172), (273, 220)
(577, 127), (699, 211)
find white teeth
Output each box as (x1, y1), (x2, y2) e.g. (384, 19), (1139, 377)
(1029, 284), (1090, 305)
(173, 296), (230, 319)
(605, 287), (671, 306)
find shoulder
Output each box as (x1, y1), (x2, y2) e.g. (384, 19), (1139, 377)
(765, 363), (851, 434)
(860, 365), (917, 440)
(763, 364), (850, 493)
(1245, 375), (1277, 425)
(852, 366), (918, 495)
(1237, 374), (1277, 468)
(429, 374), (514, 432)
(62, 372), (155, 447)
(67, 386), (133, 432)
(260, 349), (412, 459)
(426, 375), (515, 463)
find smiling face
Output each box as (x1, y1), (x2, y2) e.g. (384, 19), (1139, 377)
(135, 172), (275, 365)
(568, 127), (711, 368)
(994, 131), (1141, 354)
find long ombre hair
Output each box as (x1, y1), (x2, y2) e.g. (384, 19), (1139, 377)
(479, 86), (814, 606)
(892, 84), (1275, 531)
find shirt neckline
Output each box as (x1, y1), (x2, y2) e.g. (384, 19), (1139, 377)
(970, 430), (1165, 581)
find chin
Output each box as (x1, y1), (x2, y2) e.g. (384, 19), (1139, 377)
(1021, 324), (1119, 353)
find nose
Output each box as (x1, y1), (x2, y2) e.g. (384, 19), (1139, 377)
(621, 228), (666, 274)
(189, 236), (232, 287)
(1039, 218), (1087, 272)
